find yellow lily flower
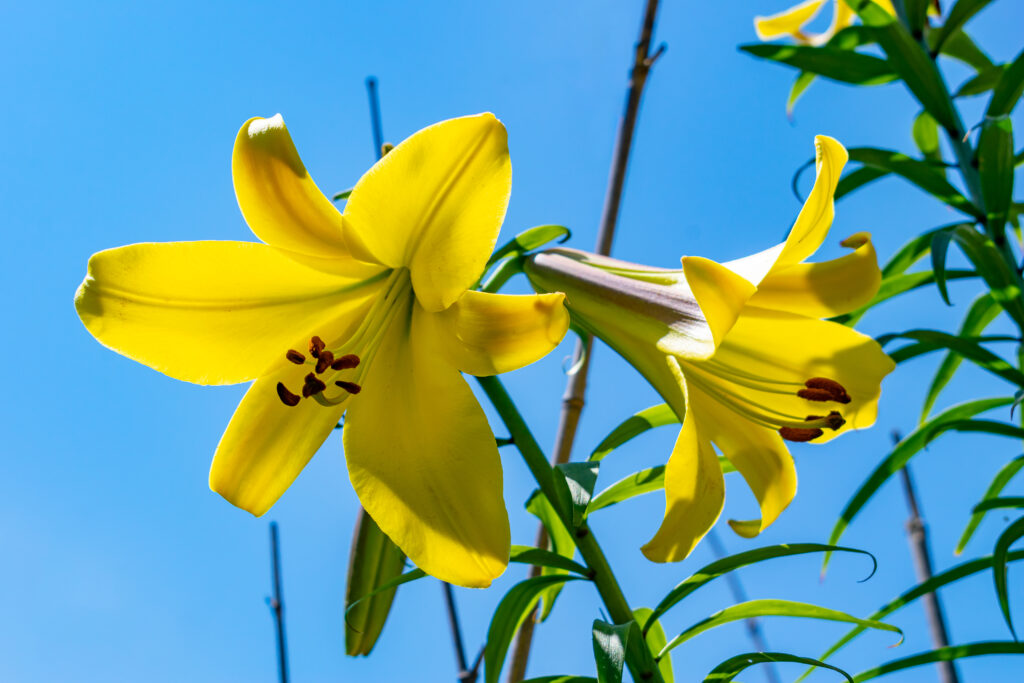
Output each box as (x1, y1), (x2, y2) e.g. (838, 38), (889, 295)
(754, 0), (895, 46)
(75, 113), (570, 588)
(525, 136), (894, 562)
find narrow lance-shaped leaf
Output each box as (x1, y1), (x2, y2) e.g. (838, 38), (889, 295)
(344, 509), (408, 656)
(877, 329), (1024, 386)
(955, 65), (1006, 98)
(957, 454), (1024, 553)
(928, 0), (996, 55)
(846, 147), (981, 218)
(484, 575), (583, 683)
(921, 293), (1000, 422)
(992, 515), (1024, 639)
(522, 677), (596, 683)
(706, 652), (853, 683)
(977, 116), (1015, 239)
(486, 224), (571, 270)
(825, 397), (1014, 570)
(590, 404), (678, 461)
(987, 46), (1024, 117)
(952, 226), (1024, 329)
(588, 460), (737, 516)
(801, 550), (1024, 680)
(593, 620), (631, 683)
(345, 568), (427, 616)
(660, 599), (902, 657)
(645, 544), (877, 630)
(633, 608), (673, 683)
(936, 28), (994, 73)
(738, 44), (896, 85)
(912, 110), (943, 170)
(509, 545), (590, 576)
(853, 642), (1024, 681)
(835, 165), (889, 201)
(525, 489), (577, 621)
(973, 497), (1024, 513)
(930, 228), (955, 305)
(556, 461), (600, 529)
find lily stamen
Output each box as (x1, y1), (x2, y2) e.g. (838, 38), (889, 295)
(335, 380), (362, 394)
(315, 349), (335, 374)
(803, 377), (851, 403)
(276, 382), (301, 407)
(302, 372), (327, 398)
(309, 336), (326, 358)
(285, 350), (306, 365)
(779, 426), (824, 442)
(331, 354), (360, 370)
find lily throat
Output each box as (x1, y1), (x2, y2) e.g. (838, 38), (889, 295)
(276, 267), (413, 408)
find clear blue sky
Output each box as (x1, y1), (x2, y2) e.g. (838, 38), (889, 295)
(3, 1), (1023, 681)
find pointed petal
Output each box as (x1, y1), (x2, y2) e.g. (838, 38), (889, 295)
(423, 290), (569, 376)
(209, 360), (350, 516)
(754, 0), (825, 41)
(711, 306), (896, 441)
(344, 113), (512, 311)
(233, 115), (354, 259)
(776, 136), (848, 268)
(642, 378), (725, 563)
(690, 386), (797, 538)
(680, 256), (758, 348)
(74, 241), (383, 385)
(343, 302), (510, 588)
(747, 232), (880, 317)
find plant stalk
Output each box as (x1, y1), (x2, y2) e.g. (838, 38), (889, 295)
(505, 0), (664, 679)
(268, 522), (290, 683)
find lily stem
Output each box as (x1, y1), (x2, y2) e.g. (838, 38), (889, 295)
(505, 0), (664, 679)
(477, 376), (665, 683)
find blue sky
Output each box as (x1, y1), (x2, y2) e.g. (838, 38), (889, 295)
(3, 1), (1024, 681)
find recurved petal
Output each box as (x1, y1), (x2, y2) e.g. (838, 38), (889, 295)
(642, 376), (725, 563)
(74, 241), (383, 385)
(209, 360), (350, 517)
(775, 136), (848, 269)
(233, 115), (354, 258)
(746, 232), (880, 318)
(343, 113), (512, 312)
(679, 256), (758, 350)
(343, 302), (510, 588)
(422, 290), (569, 377)
(689, 386), (797, 539)
(754, 0), (826, 41)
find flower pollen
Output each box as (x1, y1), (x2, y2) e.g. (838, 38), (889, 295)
(285, 350), (306, 365)
(335, 380), (362, 394)
(302, 372), (328, 398)
(315, 349), (335, 374)
(779, 426), (824, 442)
(309, 336), (326, 358)
(803, 377), (850, 404)
(331, 354), (361, 370)
(276, 382), (301, 407)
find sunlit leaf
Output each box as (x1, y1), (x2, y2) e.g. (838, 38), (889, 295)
(706, 652), (853, 683)
(510, 545), (590, 576)
(930, 228), (955, 305)
(987, 47), (1024, 117)
(846, 147), (981, 218)
(877, 329), (1024, 386)
(590, 404), (679, 461)
(588, 461), (736, 515)
(633, 608), (673, 683)
(835, 165), (890, 200)
(952, 226), (1024, 329)
(957, 455), (1024, 553)
(993, 515), (1024, 639)
(928, 0), (996, 55)
(344, 509), (408, 656)
(593, 620), (631, 683)
(526, 489), (577, 621)
(853, 642), (1024, 680)
(556, 462), (600, 529)
(487, 224), (572, 269)
(738, 44), (896, 85)
(977, 116), (1015, 238)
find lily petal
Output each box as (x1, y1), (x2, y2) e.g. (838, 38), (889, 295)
(754, 0), (826, 41)
(233, 115), (353, 259)
(712, 305), (895, 440)
(680, 256), (758, 348)
(209, 359), (350, 517)
(344, 113), (512, 312)
(777, 135), (848, 267)
(343, 302), (510, 588)
(690, 386), (797, 539)
(642, 370), (725, 563)
(424, 290), (569, 376)
(747, 232), (880, 317)
(75, 241), (383, 385)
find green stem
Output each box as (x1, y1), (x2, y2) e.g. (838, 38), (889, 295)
(476, 376), (665, 682)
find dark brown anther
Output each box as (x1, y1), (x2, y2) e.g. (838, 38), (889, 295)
(804, 377), (851, 404)
(331, 354), (361, 370)
(285, 350), (305, 365)
(276, 382), (301, 407)
(302, 372), (327, 398)
(309, 335), (326, 359)
(315, 349), (335, 374)
(824, 411), (846, 430)
(797, 388), (835, 402)
(779, 426), (824, 442)
(335, 380), (362, 395)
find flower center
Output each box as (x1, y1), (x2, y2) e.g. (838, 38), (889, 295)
(682, 358), (851, 443)
(275, 268), (413, 408)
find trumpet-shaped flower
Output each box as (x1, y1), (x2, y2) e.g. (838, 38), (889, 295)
(75, 113), (569, 588)
(525, 136), (894, 562)
(754, 0), (894, 46)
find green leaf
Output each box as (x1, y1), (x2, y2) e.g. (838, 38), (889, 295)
(345, 568), (426, 617)
(660, 599), (901, 657)
(556, 462), (600, 529)
(804, 550), (1024, 677)
(835, 165), (890, 200)
(952, 226), (1024, 329)
(929, 0), (995, 55)
(738, 44), (896, 85)
(832, 269), (976, 326)
(974, 497), (1024, 513)
(900, 0), (929, 36)
(921, 293), (1000, 422)
(633, 608), (673, 683)
(332, 188), (353, 201)
(523, 677), (597, 683)
(525, 489), (577, 621)
(509, 545), (590, 576)
(988, 47), (1024, 117)
(825, 397), (1014, 568)
(912, 110), (942, 167)
(592, 620), (631, 683)
(924, 418), (1024, 442)
(480, 255), (524, 294)
(487, 224), (571, 269)
(977, 116), (1015, 238)
(484, 574), (583, 683)
(957, 455), (1024, 553)
(955, 64), (1005, 98)
(930, 228), (955, 305)
(993, 514), (1024, 639)
(937, 28), (994, 72)
(877, 329), (1024, 386)
(344, 509), (408, 656)
(787, 71), (817, 118)
(590, 404), (679, 461)
(853, 642), (1024, 680)
(588, 461), (736, 515)
(706, 652), (853, 683)
(645, 544), (876, 630)
(846, 147), (981, 218)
